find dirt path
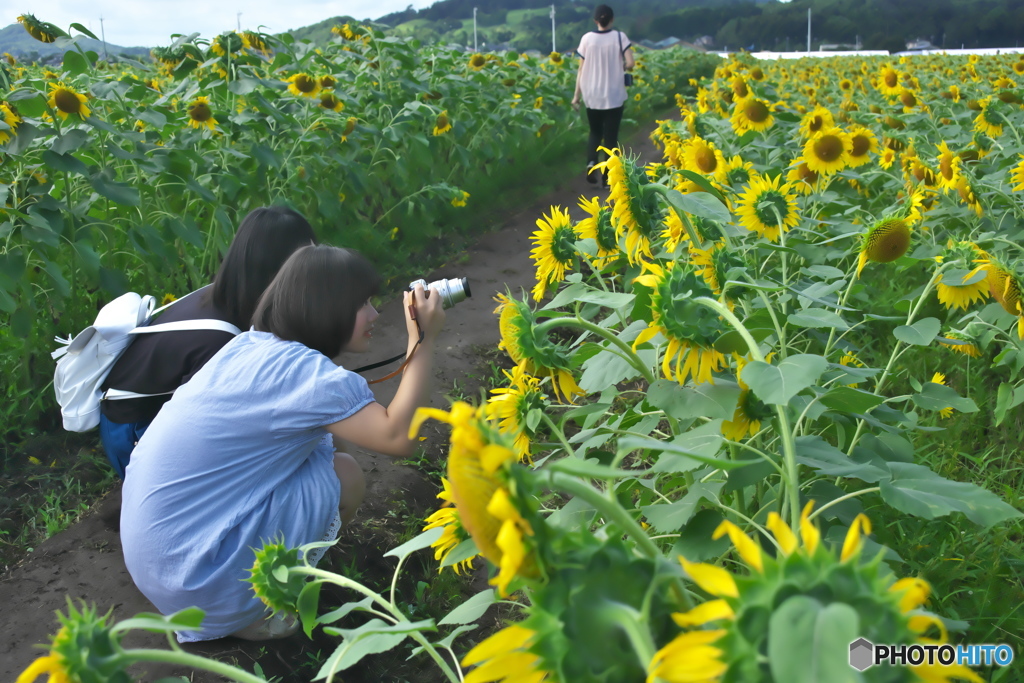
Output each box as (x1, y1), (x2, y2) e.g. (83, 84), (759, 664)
(0, 120), (664, 682)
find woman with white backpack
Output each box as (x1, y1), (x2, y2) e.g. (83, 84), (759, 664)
(98, 207), (318, 478)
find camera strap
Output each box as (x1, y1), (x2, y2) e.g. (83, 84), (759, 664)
(356, 306), (425, 384)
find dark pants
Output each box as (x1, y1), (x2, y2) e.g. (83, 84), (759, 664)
(586, 106), (624, 165)
(99, 414), (151, 479)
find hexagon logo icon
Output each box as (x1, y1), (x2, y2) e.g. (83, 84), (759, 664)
(849, 638), (874, 672)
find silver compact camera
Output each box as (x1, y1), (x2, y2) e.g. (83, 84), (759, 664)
(408, 277), (472, 310)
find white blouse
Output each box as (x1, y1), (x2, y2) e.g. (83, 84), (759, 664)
(576, 29), (631, 110)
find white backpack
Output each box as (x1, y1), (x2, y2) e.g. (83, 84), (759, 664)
(51, 291), (242, 432)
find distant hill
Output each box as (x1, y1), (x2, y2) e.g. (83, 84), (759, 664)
(0, 23), (149, 61)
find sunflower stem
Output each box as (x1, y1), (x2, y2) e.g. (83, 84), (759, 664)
(597, 601), (660, 677)
(806, 487), (881, 521)
(691, 297), (801, 529)
(823, 266), (859, 359)
(122, 650), (268, 683)
(533, 316), (656, 386)
(541, 411), (575, 458)
(545, 472), (661, 559)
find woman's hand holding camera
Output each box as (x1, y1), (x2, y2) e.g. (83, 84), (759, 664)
(404, 282), (445, 344)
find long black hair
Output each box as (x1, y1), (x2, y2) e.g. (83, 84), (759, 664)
(210, 206), (318, 330)
(253, 245), (381, 358)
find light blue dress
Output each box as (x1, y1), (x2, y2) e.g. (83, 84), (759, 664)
(120, 331), (375, 641)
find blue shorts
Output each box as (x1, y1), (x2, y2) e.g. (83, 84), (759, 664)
(98, 415), (151, 479)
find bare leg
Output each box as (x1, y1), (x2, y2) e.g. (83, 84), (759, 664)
(333, 452), (366, 526)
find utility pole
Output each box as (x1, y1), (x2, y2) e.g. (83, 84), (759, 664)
(237, 13), (242, 32)
(99, 16), (107, 60)
(806, 7), (811, 52)
(550, 4), (556, 54)
(473, 7), (478, 52)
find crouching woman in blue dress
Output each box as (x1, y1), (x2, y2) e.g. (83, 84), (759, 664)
(119, 245), (445, 642)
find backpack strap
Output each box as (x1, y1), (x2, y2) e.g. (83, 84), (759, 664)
(130, 319), (242, 336)
(103, 318), (243, 402)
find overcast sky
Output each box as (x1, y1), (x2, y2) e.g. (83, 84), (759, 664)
(7, 1), (439, 49)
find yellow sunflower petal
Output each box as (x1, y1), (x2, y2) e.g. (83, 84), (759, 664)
(890, 576), (931, 613)
(799, 501), (820, 555)
(840, 513), (872, 562)
(712, 520), (764, 572)
(462, 624), (534, 667)
(679, 557), (739, 598)
(671, 599), (735, 627)
(766, 512), (798, 555)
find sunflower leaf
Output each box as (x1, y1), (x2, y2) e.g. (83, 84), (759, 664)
(881, 463), (1023, 527)
(911, 382), (978, 413)
(893, 317), (940, 346)
(788, 308), (849, 330)
(439, 589), (496, 626)
(383, 526), (443, 561)
(645, 378), (740, 420)
(742, 354), (828, 406)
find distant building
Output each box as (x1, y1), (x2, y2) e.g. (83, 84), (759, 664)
(905, 38), (934, 50)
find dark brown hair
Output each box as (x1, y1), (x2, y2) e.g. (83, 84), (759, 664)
(594, 4), (614, 27)
(211, 206), (318, 330)
(252, 245), (381, 357)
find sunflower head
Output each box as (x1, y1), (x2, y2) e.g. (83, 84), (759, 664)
(857, 216), (911, 276)
(20, 602), (130, 683)
(659, 506), (982, 683)
(423, 477), (478, 574)
(186, 95), (217, 131)
(286, 72), (320, 97)
(735, 172), (800, 242)
(247, 539), (306, 613)
(486, 364), (547, 462)
(596, 148), (662, 264)
(468, 53), (487, 70)
(47, 82), (90, 120)
(211, 31), (243, 56)
(730, 96), (774, 134)
(939, 329), (983, 358)
(17, 14), (61, 43)
(0, 102), (22, 144)
(798, 105), (834, 138)
(495, 293), (584, 403)
(803, 126), (851, 175)
(575, 195), (620, 263)
(530, 206), (578, 301)
(411, 402), (540, 596)
(432, 110), (452, 136)
(319, 92), (344, 112)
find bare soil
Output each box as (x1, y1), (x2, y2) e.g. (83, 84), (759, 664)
(0, 122), (662, 682)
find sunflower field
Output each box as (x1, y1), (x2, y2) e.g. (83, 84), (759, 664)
(0, 14), (718, 440)
(238, 51), (1024, 682)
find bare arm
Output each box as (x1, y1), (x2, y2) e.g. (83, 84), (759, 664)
(624, 47), (635, 71)
(327, 284), (444, 457)
(571, 57), (584, 109)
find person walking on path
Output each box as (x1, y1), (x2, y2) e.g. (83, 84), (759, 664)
(571, 4), (635, 186)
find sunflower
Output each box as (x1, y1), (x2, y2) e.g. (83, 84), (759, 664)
(461, 624), (551, 683)
(735, 173), (800, 242)
(956, 176), (983, 217)
(633, 261), (727, 385)
(856, 216), (911, 277)
(785, 156), (820, 195)
(530, 206), (578, 301)
(451, 190), (470, 207)
(432, 110), (452, 136)
(802, 127), (850, 176)
(973, 97), (1004, 138)
(286, 73), (320, 97)
(16, 14), (59, 43)
(721, 355), (773, 441)
(981, 258), (1024, 338)
(495, 293), (584, 403)
(340, 116), (357, 142)
(898, 87), (922, 113)
(930, 373), (955, 418)
(47, 83), (90, 120)
(846, 125), (878, 167)
(878, 64), (902, 96)
(574, 195), (620, 265)
(689, 240), (738, 298)
(332, 23), (357, 40)
(186, 96), (217, 131)
(939, 330), (982, 358)
(729, 97), (774, 134)
(879, 147), (898, 170)
(0, 103), (22, 144)
(1009, 155), (1024, 192)
(682, 136), (727, 184)
(548, 51), (563, 65)
(242, 31), (267, 53)
(934, 141), (962, 193)
(318, 92), (344, 112)
(730, 75), (749, 99)
(422, 477), (478, 574)
(594, 148), (660, 264)
(410, 402), (537, 596)
(486, 363), (546, 462)
(937, 240), (991, 309)
(723, 155), (754, 188)
(798, 105), (834, 138)
(468, 53), (487, 70)
(654, 504), (985, 683)
(319, 74), (337, 89)
(210, 31), (243, 56)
